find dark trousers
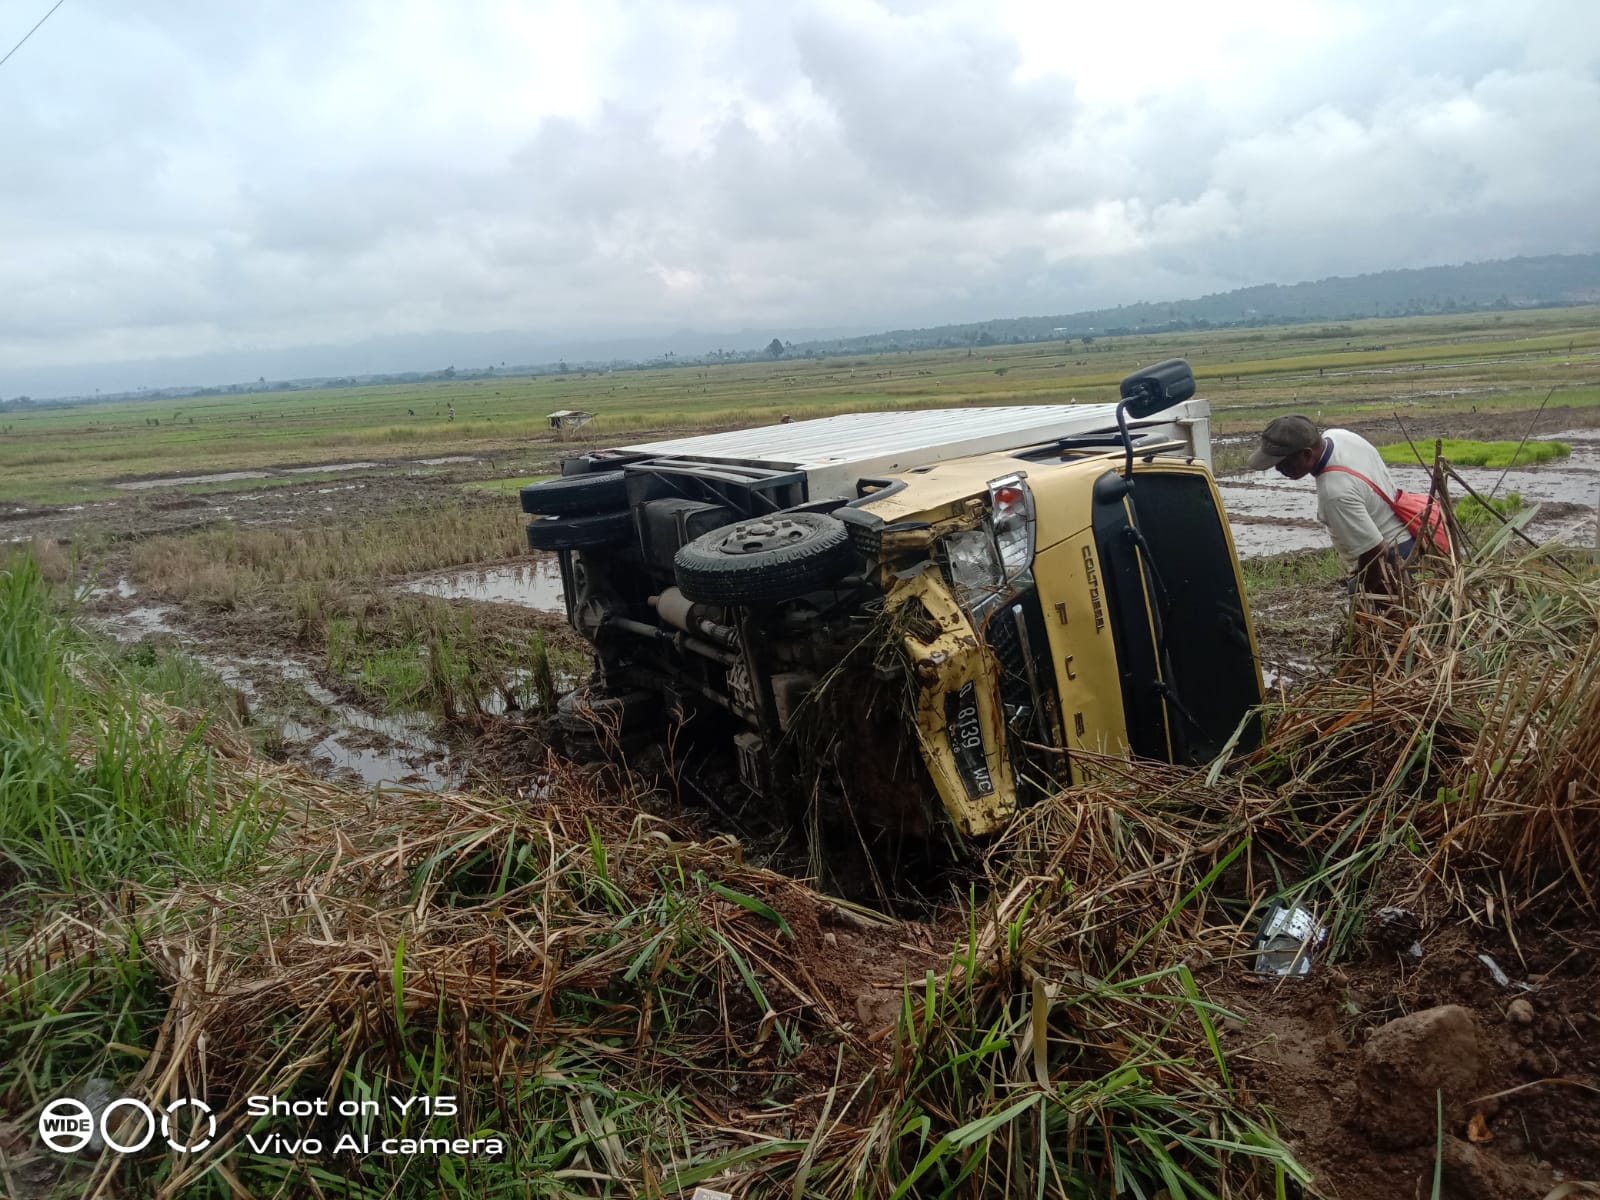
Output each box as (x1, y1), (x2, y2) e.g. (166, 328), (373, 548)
(1346, 536), (1417, 595)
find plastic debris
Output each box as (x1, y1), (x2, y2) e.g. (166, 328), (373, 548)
(1477, 953), (1537, 992)
(1374, 906), (1418, 926)
(1251, 902), (1328, 976)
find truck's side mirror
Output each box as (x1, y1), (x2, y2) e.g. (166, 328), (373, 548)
(1119, 358), (1196, 419)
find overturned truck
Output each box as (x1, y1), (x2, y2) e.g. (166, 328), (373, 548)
(518, 359), (1263, 845)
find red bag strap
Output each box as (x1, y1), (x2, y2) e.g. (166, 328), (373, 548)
(1322, 464), (1450, 553)
(1320, 464), (1401, 514)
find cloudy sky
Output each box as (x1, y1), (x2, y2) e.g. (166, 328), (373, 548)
(2, 0), (1597, 395)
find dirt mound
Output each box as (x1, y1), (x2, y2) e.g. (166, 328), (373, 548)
(1220, 916), (1600, 1199)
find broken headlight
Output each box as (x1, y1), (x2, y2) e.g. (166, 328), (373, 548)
(942, 527), (1003, 597)
(940, 473), (1036, 614)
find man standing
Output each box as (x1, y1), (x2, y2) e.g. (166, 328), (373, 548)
(1247, 415), (1414, 598)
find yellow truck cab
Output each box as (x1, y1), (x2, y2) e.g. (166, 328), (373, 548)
(518, 359), (1263, 846)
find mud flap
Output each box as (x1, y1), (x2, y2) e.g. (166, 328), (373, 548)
(885, 567), (1017, 837)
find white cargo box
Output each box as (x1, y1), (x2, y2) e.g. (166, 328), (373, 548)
(621, 400), (1212, 500)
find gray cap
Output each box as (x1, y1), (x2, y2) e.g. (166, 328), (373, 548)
(1247, 414), (1322, 470)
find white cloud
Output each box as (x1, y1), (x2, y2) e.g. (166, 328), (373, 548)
(0, 0), (1595, 393)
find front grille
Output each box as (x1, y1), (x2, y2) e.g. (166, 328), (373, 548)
(984, 603), (1035, 727)
(982, 591), (1063, 800)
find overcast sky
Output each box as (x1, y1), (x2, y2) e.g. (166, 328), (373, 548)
(3, 0), (1598, 395)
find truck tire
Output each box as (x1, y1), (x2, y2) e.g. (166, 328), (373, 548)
(526, 510), (634, 551)
(674, 512), (855, 605)
(520, 471), (628, 515)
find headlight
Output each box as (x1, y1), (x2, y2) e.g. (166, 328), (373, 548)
(943, 527), (1002, 596)
(986, 472), (1034, 581)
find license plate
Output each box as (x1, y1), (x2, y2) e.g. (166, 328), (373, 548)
(945, 681), (995, 799)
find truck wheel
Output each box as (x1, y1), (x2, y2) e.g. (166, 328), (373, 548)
(674, 513), (855, 605)
(526, 510), (634, 551)
(520, 471), (628, 515)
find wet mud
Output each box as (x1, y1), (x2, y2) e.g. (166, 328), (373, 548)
(71, 550), (577, 792)
(108, 453), (481, 488)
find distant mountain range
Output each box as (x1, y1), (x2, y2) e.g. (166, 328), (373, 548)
(784, 254), (1600, 355)
(0, 326), (860, 405)
(6, 254), (1598, 405)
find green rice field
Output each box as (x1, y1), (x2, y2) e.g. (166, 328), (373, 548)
(1376, 437), (1572, 468)
(2, 305), (1598, 505)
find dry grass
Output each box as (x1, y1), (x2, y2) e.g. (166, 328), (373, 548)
(5, 718), (1306, 1198)
(129, 500), (526, 608)
(18, 535), (71, 583)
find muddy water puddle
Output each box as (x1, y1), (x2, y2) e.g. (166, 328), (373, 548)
(269, 660), (459, 787)
(1263, 661), (1316, 691)
(282, 708), (455, 790)
(406, 560), (565, 612)
(84, 576), (138, 602)
(85, 609), (458, 790)
(116, 471), (270, 490)
(207, 655), (458, 789)
(251, 671), (458, 790)
(110, 455), (480, 493)
(1228, 523), (1328, 557)
(476, 664), (588, 715)
(94, 605), (182, 640)
(306, 736), (453, 789)
(284, 461), (379, 474)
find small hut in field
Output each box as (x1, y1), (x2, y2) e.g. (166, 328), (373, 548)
(547, 409), (594, 438)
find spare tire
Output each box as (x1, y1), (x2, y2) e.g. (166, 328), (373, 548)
(520, 470), (628, 515)
(526, 510), (634, 551)
(674, 512), (855, 605)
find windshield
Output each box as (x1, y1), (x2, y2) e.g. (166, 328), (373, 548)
(1090, 469), (1262, 762)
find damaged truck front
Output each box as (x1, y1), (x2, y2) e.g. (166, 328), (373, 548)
(517, 359), (1264, 846)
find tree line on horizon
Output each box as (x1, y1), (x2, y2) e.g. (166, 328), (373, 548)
(780, 253), (1600, 357)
